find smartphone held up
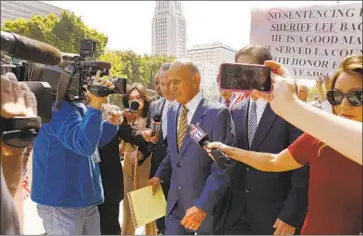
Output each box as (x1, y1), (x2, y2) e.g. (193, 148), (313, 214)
(218, 63), (272, 92)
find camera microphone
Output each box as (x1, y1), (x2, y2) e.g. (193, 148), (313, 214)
(148, 115), (162, 152)
(129, 101), (139, 113)
(151, 115), (161, 136)
(1, 31), (62, 66)
(189, 123), (230, 169)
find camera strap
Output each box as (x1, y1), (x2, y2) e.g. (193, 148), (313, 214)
(28, 63), (44, 81)
(53, 64), (74, 111)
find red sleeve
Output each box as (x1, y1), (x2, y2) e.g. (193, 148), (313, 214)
(288, 133), (317, 165)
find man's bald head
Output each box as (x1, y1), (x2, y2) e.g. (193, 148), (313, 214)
(169, 58), (201, 104)
(170, 58), (200, 77)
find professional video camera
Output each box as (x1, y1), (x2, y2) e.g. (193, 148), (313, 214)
(1, 31), (61, 148)
(9, 38), (127, 110)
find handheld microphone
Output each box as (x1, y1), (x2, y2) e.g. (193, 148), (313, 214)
(129, 101), (140, 113)
(189, 123), (230, 169)
(148, 115), (162, 152)
(151, 115), (161, 136)
(1, 31), (62, 66)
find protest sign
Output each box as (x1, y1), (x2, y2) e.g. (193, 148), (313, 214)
(250, 3), (362, 80)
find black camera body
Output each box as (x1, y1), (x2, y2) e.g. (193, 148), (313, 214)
(80, 39), (96, 58)
(10, 39), (127, 108)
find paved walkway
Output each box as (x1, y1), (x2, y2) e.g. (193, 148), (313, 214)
(23, 198), (145, 235)
(22, 154), (145, 235)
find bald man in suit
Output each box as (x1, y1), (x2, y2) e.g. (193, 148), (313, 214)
(149, 59), (236, 235)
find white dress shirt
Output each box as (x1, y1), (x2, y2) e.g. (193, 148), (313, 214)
(220, 93), (236, 106)
(178, 92), (203, 127)
(162, 99), (171, 139)
(249, 98), (268, 125)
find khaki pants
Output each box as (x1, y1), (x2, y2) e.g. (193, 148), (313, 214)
(121, 154), (157, 235)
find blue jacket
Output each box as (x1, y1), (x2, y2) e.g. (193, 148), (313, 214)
(31, 101), (118, 208)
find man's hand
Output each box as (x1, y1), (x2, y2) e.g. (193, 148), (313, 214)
(148, 177), (161, 195)
(1, 72), (37, 119)
(106, 110), (122, 126)
(142, 129), (159, 144)
(273, 218), (295, 235)
(123, 109), (136, 122)
(181, 206), (207, 232)
(1, 72), (37, 197)
(87, 70), (115, 110)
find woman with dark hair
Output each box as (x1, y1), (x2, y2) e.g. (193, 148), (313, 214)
(120, 83), (157, 235)
(207, 55), (362, 235)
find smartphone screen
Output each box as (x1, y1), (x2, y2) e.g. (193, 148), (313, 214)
(219, 63), (272, 92)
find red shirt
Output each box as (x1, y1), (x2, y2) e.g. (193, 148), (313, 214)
(288, 133), (362, 235)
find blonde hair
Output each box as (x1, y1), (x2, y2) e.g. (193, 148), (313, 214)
(317, 55), (363, 156)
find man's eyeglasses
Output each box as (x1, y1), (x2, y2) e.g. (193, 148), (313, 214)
(326, 89), (363, 107)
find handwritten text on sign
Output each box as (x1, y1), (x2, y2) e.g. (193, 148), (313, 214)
(250, 3), (362, 80)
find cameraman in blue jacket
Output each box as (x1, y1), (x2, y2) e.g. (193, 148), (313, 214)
(31, 77), (121, 235)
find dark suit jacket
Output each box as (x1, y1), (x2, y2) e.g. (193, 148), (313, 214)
(146, 98), (169, 178)
(155, 95), (236, 234)
(98, 122), (150, 203)
(224, 99), (309, 234)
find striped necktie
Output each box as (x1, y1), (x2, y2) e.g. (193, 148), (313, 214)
(177, 105), (188, 150)
(248, 101), (258, 147)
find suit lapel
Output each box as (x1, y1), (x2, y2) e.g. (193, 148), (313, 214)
(168, 103), (179, 157)
(159, 98), (166, 141)
(250, 104), (277, 151)
(177, 96), (207, 162)
(239, 99), (250, 150)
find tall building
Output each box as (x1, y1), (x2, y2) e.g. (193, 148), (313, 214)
(152, 1), (187, 58)
(187, 42), (237, 65)
(187, 42), (237, 99)
(1, 1), (65, 26)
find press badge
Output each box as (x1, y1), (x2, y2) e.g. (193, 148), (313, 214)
(92, 149), (102, 163)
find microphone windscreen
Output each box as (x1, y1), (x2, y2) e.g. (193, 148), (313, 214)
(89, 61), (111, 69)
(1, 31), (62, 66)
(61, 52), (79, 62)
(129, 101), (139, 112)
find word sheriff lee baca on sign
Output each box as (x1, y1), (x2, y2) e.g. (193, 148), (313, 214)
(250, 3), (362, 80)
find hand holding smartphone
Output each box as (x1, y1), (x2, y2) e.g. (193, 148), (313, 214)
(218, 63), (272, 92)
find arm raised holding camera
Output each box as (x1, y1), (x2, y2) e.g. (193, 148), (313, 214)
(43, 73), (120, 156)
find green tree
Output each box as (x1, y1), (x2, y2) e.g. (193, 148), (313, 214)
(99, 50), (175, 86)
(99, 51), (126, 78)
(2, 11), (108, 55)
(140, 54), (176, 86)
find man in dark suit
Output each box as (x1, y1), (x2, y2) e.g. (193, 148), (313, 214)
(144, 62), (175, 234)
(148, 59), (236, 235)
(222, 45), (309, 235)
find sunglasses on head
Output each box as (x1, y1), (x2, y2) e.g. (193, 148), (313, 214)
(326, 89), (363, 107)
